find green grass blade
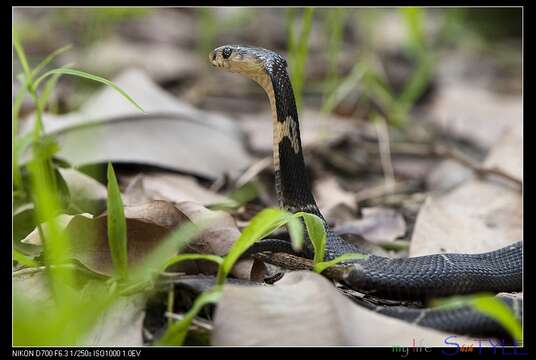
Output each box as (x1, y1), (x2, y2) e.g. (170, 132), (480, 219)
(37, 62), (76, 111)
(286, 215), (304, 251)
(34, 68), (145, 113)
(12, 249), (39, 268)
(432, 293), (523, 344)
(287, 8), (315, 111)
(323, 9), (348, 101)
(13, 84), (28, 191)
(401, 7), (426, 51)
(321, 60), (367, 114)
(31, 44), (73, 78)
(157, 287), (223, 346)
(106, 163), (128, 280)
(216, 208), (293, 285)
(12, 28), (32, 81)
(313, 253), (369, 273)
(295, 212), (326, 265)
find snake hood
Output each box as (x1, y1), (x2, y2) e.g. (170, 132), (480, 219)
(210, 44), (316, 214)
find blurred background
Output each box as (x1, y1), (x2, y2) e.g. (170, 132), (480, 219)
(13, 7), (522, 212)
(13, 6), (523, 222)
(13, 7), (521, 117)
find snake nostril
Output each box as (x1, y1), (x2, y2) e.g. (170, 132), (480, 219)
(209, 51), (216, 62)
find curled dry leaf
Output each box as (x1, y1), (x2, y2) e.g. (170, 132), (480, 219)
(212, 271), (472, 346)
(20, 200), (263, 280)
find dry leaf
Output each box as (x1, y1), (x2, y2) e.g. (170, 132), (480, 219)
(21, 213), (93, 246)
(428, 83), (522, 151)
(335, 207), (406, 244)
(59, 168), (108, 212)
(426, 159), (473, 192)
(212, 271), (472, 346)
(21, 200), (264, 280)
(176, 201), (266, 281)
(314, 177), (357, 224)
(83, 294), (147, 346)
(19, 69), (253, 180)
(123, 172), (228, 206)
(411, 123), (522, 256)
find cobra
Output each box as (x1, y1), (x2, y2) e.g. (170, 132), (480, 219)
(209, 45), (522, 339)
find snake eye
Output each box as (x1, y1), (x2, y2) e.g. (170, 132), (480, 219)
(222, 47), (232, 59)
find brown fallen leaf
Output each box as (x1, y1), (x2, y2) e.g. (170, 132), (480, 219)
(21, 200), (264, 280)
(335, 206), (406, 244)
(83, 293), (147, 346)
(19, 69), (253, 180)
(176, 201), (266, 282)
(314, 177), (358, 225)
(212, 271), (473, 346)
(59, 168), (108, 213)
(411, 123), (522, 256)
(426, 159), (474, 192)
(122, 172), (228, 207)
(428, 82), (522, 151)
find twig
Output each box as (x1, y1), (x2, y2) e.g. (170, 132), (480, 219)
(164, 312), (213, 331)
(373, 115), (396, 192)
(251, 252), (347, 283)
(433, 144), (522, 189)
(234, 156), (272, 188)
(353, 180), (418, 204)
(12, 263), (106, 279)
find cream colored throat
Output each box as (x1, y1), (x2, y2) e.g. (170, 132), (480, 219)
(250, 72), (299, 209)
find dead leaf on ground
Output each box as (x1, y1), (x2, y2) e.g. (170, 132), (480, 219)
(212, 271), (472, 346)
(59, 168), (108, 212)
(426, 159), (474, 192)
(176, 201), (266, 281)
(428, 82), (522, 151)
(83, 293), (147, 346)
(314, 177), (357, 225)
(13, 271), (53, 306)
(19, 69), (253, 180)
(335, 207), (406, 244)
(411, 124), (522, 256)
(122, 172), (228, 207)
(20, 200), (263, 280)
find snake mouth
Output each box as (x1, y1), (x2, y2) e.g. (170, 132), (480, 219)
(208, 50), (223, 68)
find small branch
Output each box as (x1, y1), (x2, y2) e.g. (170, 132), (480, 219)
(251, 252), (347, 282)
(374, 115), (396, 192)
(164, 312), (213, 332)
(234, 156), (272, 188)
(433, 144), (522, 189)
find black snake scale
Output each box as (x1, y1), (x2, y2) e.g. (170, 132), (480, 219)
(209, 45), (523, 338)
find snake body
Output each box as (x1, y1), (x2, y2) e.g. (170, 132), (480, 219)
(209, 45), (522, 336)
